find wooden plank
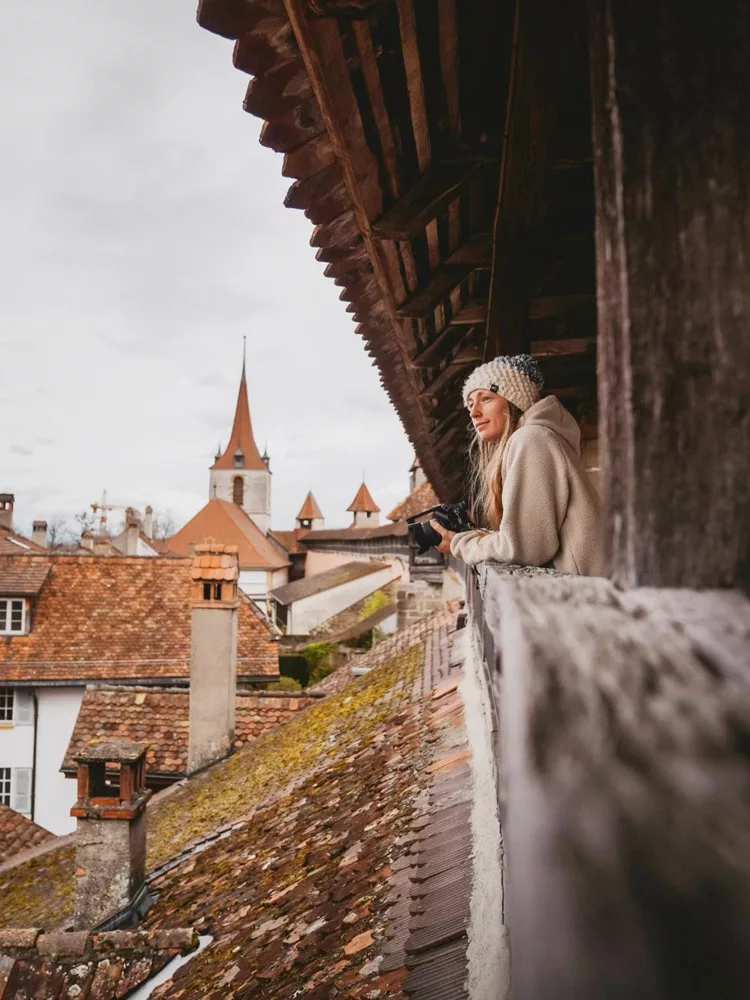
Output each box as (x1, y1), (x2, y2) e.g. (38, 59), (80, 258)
(371, 161), (479, 240)
(452, 298), (487, 326)
(483, 570), (750, 1000)
(447, 232), (492, 266)
(411, 324), (479, 368)
(589, 0), (750, 589)
(398, 0), (431, 174)
(353, 20), (401, 200)
(530, 336), (596, 357)
(419, 359), (472, 398)
(396, 264), (475, 318)
(437, 0), (460, 139)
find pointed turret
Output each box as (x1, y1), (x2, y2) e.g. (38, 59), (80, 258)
(347, 482), (381, 528)
(208, 343), (272, 534)
(296, 491), (325, 530)
(211, 349), (265, 472)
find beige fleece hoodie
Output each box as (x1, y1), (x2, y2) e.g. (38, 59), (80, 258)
(450, 395), (603, 576)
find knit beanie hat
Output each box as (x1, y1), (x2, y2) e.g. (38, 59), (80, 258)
(462, 354), (544, 412)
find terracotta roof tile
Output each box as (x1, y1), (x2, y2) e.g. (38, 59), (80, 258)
(168, 499), (288, 570)
(296, 491), (324, 521)
(270, 560), (389, 605)
(347, 482), (381, 513)
(268, 528), (310, 555)
(63, 687), (322, 777)
(0, 562), (50, 596)
(0, 527), (45, 555)
(302, 522), (408, 543)
(0, 806), (53, 864)
(0, 554), (278, 682)
(387, 481), (441, 522)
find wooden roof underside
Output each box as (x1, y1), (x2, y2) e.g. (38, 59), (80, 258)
(197, 0), (596, 500)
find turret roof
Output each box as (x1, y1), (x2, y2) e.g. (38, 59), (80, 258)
(346, 482), (380, 513)
(296, 491), (324, 521)
(211, 355), (265, 471)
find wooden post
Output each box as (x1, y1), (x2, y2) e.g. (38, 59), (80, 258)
(589, 0), (750, 590)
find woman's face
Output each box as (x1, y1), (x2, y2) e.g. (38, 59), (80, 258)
(468, 389), (509, 443)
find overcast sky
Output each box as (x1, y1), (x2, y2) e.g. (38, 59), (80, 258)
(1, 1), (413, 538)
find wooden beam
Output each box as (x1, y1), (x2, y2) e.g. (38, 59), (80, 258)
(531, 336), (596, 357)
(398, 0), (430, 174)
(590, 0), (750, 591)
(419, 359), (472, 398)
(411, 325), (479, 368)
(446, 232), (492, 266)
(371, 161), (479, 240)
(452, 298), (487, 326)
(396, 264), (475, 318)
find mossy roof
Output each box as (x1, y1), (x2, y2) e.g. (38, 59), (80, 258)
(0, 607), (458, 955)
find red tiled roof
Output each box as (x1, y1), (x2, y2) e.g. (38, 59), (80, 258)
(270, 560), (388, 606)
(0, 527), (45, 556)
(387, 480), (441, 522)
(0, 554), (279, 682)
(211, 367), (266, 471)
(303, 522), (408, 543)
(0, 562), (50, 596)
(347, 482), (381, 513)
(268, 528), (310, 556)
(63, 687), (321, 777)
(168, 499), (288, 570)
(296, 491), (324, 521)
(0, 806), (53, 864)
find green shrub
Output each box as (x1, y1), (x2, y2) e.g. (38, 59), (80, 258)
(303, 641), (338, 685)
(358, 589), (392, 622)
(275, 675), (303, 692)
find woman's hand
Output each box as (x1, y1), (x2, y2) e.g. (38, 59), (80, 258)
(430, 519), (456, 555)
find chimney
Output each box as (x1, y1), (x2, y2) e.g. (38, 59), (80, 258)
(71, 741), (151, 929)
(80, 531), (94, 551)
(188, 542), (239, 775)
(0, 494), (14, 531)
(124, 508), (140, 556)
(143, 505), (154, 540)
(32, 520), (48, 548)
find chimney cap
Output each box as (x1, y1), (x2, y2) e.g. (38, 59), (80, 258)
(32, 520), (48, 529)
(0, 493), (14, 504)
(73, 740), (149, 765)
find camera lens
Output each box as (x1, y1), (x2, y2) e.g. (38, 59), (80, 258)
(408, 520), (442, 555)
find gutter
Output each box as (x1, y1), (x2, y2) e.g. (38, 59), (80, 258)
(30, 690), (39, 822)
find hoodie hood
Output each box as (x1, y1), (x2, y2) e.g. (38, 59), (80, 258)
(518, 395), (581, 454)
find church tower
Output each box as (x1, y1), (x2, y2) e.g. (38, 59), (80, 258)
(209, 348), (272, 534)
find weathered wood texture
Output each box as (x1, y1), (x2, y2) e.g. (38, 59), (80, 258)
(477, 566), (750, 1000)
(589, 0), (750, 590)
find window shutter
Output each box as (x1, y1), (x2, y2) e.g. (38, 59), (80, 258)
(12, 767), (32, 815)
(14, 689), (34, 725)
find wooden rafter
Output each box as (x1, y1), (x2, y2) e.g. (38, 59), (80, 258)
(371, 161), (479, 240)
(411, 324), (479, 368)
(452, 298), (487, 326)
(395, 264), (475, 318)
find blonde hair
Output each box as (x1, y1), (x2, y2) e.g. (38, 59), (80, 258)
(467, 400), (523, 530)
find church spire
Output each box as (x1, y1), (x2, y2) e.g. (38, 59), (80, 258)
(211, 346), (265, 471)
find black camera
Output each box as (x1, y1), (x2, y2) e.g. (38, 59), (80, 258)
(406, 502), (473, 554)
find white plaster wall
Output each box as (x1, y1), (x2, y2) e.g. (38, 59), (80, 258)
(289, 564), (402, 634)
(209, 468), (271, 534)
(270, 567), (288, 589)
(0, 710), (35, 771)
(35, 687), (85, 835)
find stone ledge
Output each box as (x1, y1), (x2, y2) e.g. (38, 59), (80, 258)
(0, 926), (197, 958)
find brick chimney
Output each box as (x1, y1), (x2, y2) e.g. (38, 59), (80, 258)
(143, 505), (154, 540)
(80, 531), (94, 551)
(32, 520), (47, 548)
(124, 508), (140, 556)
(71, 741), (152, 929)
(188, 542), (240, 775)
(0, 494), (14, 531)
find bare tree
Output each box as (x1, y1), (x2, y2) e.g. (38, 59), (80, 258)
(46, 515), (69, 550)
(151, 509), (176, 541)
(73, 509), (98, 537)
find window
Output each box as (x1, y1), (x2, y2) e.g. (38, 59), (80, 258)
(233, 450), (244, 469)
(0, 769), (10, 806)
(233, 476), (244, 506)
(0, 598), (26, 634)
(0, 689), (13, 722)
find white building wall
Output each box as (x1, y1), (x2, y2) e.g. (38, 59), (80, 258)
(305, 550), (410, 583)
(209, 468), (271, 535)
(289, 563), (403, 634)
(34, 687), (85, 835)
(0, 694), (35, 816)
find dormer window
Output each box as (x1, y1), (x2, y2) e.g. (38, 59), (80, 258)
(300, 519), (312, 529)
(0, 598), (26, 635)
(233, 449), (244, 469)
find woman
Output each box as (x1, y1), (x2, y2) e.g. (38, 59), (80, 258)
(431, 354), (602, 576)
